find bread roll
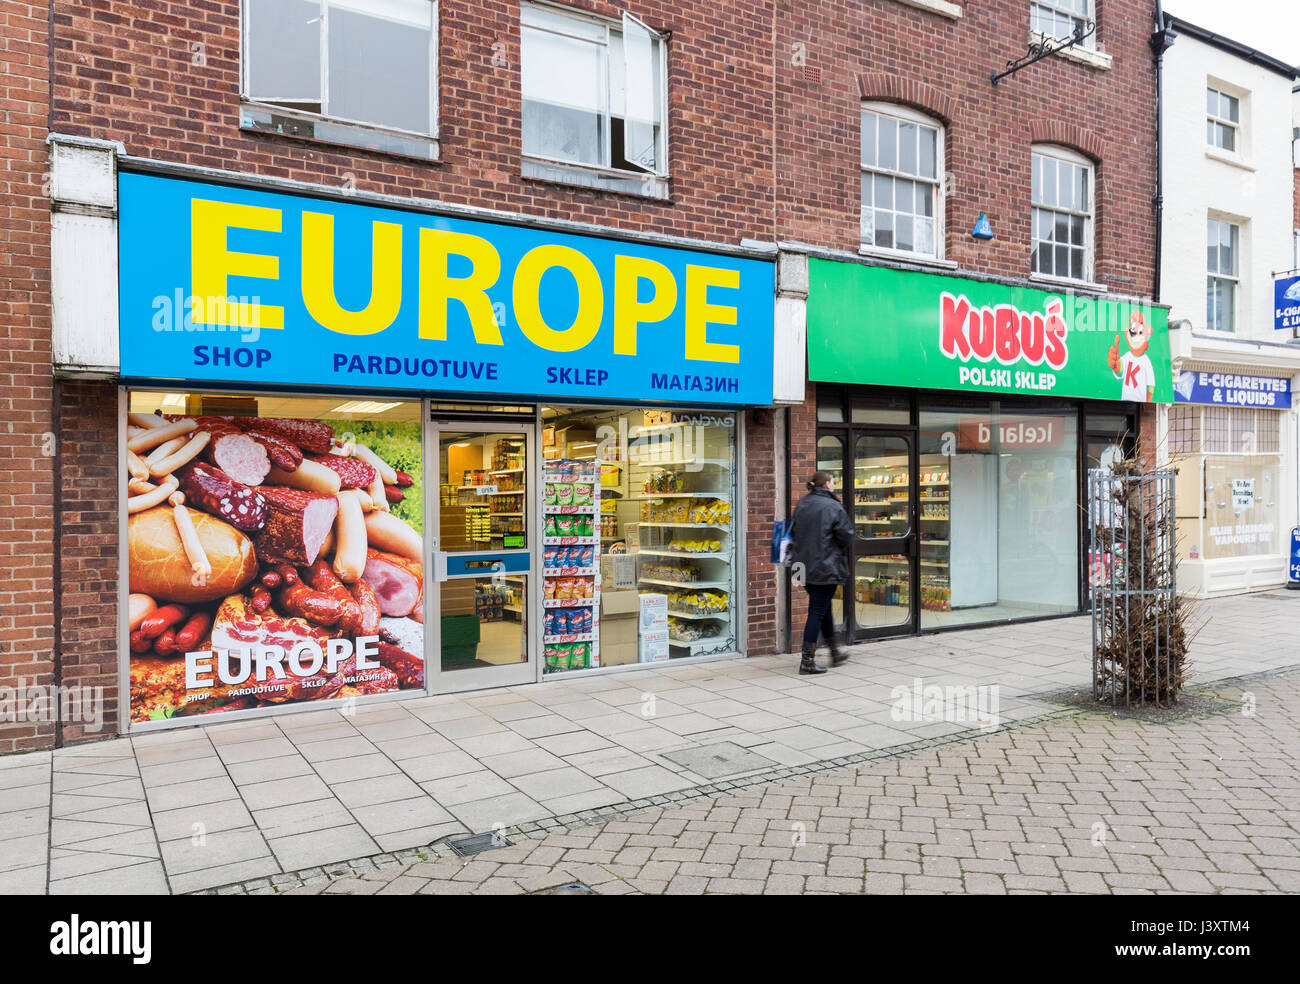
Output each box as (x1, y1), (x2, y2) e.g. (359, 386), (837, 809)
(129, 505), (257, 603)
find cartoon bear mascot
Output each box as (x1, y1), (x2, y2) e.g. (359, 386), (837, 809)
(1108, 311), (1155, 402)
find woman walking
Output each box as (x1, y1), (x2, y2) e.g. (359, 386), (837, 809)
(789, 470), (853, 674)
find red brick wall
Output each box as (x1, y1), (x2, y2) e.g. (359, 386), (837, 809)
(51, 0), (776, 244)
(774, 0), (1158, 291)
(0, 0), (56, 753)
(57, 381), (121, 743)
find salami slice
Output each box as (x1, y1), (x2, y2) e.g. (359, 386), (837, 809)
(253, 487), (339, 567)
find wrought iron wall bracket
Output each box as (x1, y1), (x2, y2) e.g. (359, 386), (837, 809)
(991, 20), (1097, 85)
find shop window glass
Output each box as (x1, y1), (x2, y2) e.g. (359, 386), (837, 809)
(541, 406), (737, 671)
(919, 403), (1078, 628)
(1168, 404), (1201, 454)
(1203, 455), (1279, 558)
(852, 434), (912, 630)
(125, 391), (425, 724)
(851, 395), (910, 425)
(817, 388), (845, 422)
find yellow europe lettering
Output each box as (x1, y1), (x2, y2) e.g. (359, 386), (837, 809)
(300, 212), (402, 336)
(612, 255), (677, 356)
(514, 245), (602, 353)
(418, 228), (504, 345)
(191, 199), (284, 330)
(684, 265), (740, 363)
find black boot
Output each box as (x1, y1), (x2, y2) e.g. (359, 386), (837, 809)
(827, 633), (848, 667)
(799, 642), (826, 675)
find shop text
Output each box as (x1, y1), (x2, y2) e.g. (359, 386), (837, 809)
(332, 353), (500, 381)
(185, 636), (381, 691)
(650, 372), (739, 393)
(189, 198), (744, 364)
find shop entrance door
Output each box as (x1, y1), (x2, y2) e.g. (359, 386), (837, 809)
(1083, 412), (1136, 612)
(816, 428), (919, 641)
(430, 421), (537, 692)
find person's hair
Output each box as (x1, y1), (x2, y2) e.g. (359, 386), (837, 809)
(806, 470), (832, 491)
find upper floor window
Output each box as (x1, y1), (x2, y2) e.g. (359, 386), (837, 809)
(241, 0), (439, 159)
(1031, 145), (1093, 282)
(521, 4), (668, 198)
(860, 104), (943, 258)
(1030, 0), (1094, 47)
(1207, 87), (1240, 152)
(1207, 216), (1239, 333)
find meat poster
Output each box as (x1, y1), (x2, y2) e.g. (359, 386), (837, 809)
(126, 411), (425, 722)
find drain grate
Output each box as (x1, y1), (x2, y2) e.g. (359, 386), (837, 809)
(661, 740), (778, 779)
(531, 881), (595, 895)
(446, 831), (513, 857)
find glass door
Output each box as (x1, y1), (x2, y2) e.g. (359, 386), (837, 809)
(849, 430), (917, 638)
(1083, 412), (1135, 611)
(430, 421), (537, 692)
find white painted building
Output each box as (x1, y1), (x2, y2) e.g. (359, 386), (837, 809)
(1158, 15), (1299, 596)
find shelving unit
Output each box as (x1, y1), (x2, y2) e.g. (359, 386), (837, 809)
(628, 419), (736, 657)
(541, 460), (601, 671)
(916, 461), (952, 612)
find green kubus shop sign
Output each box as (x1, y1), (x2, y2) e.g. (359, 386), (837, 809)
(807, 260), (1173, 404)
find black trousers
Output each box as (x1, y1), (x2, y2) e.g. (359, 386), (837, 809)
(802, 583), (838, 647)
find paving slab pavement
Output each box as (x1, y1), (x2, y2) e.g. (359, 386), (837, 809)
(1, 592), (1297, 894)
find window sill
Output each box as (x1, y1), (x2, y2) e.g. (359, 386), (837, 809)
(891, 0), (962, 19)
(240, 102), (439, 162)
(1027, 31), (1112, 71)
(522, 156), (670, 201)
(1029, 272), (1107, 294)
(858, 244), (957, 270)
(1205, 147), (1255, 172)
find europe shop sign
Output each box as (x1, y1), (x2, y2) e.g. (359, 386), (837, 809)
(117, 173), (776, 405)
(806, 260), (1173, 403)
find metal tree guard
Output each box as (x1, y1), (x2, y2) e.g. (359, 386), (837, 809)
(1088, 465), (1181, 706)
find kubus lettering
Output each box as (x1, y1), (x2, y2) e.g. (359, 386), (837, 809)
(939, 291), (1068, 370)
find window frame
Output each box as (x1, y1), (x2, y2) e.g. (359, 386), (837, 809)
(1029, 0), (1096, 51)
(1030, 143), (1095, 285)
(1206, 215), (1240, 334)
(859, 101), (946, 261)
(240, 0), (441, 154)
(1206, 85), (1241, 154)
(519, 1), (670, 192)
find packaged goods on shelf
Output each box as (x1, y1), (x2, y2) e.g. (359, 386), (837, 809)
(667, 538), (722, 553)
(666, 589), (728, 614)
(638, 497), (731, 525)
(667, 616), (719, 641)
(640, 562), (702, 583)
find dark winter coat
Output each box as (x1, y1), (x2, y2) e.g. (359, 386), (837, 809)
(790, 486), (853, 585)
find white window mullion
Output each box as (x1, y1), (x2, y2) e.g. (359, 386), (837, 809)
(319, 0), (329, 119)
